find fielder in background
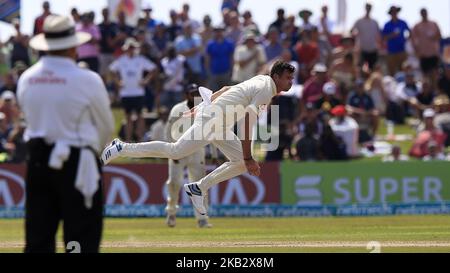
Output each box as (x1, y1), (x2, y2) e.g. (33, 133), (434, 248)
(165, 83), (212, 228)
(101, 61), (295, 217)
(17, 15), (115, 253)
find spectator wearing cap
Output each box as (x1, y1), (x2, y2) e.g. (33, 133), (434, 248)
(410, 108), (447, 158)
(382, 6), (410, 76)
(161, 45), (186, 109)
(8, 18), (31, 67)
(298, 9), (315, 33)
(347, 78), (379, 143)
(231, 32), (266, 83)
(206, 25), (235, 91)
(33, 1), (52, 35)
(0, 91), (20, 128)
(264, 27), (283, 62)
(76, 12), (101, 72)
(225, 11), (243, 45)
(98, 8), (118, 80)
(295, 28), (320, 78)
(110, 38), (157, 141)
(314, 81), (342, 119)
(269, 8), (286, 33)
(438, 63), (450, 99)
(300, 63), (328, 111)
(411, 8), (442, 77)
(142, 4), (159, 34)
(175, 22), (203, 84)
(329, 105), (360, 157)
(242, 10), (260, 35)
(351, 2), (380, 70)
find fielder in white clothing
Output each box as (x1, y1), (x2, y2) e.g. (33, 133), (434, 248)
(165, 83), (211, 228)
(101, 61), (295, 216)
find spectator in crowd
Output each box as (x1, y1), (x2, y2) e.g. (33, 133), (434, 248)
(422, 141), (447, 161)
(411, 8), (441, 78)
(433, 95), (450, 146)
(298, 9), (315, 32)
(8, 18), (30, 67)
(152, 22), (170, 55)
(410, 108), (447, 158)
(7, 119), (27, 163)
(396, 71), (422, 116)
(231, 32), (266, 83)
(382, 6), (410, 76)
(0, 112), (14, 160)
(221, 0), (240, 12)
(317, 5), (333, 39)
(365, 72), (388, 115)
(0, 90), (20, 127)
(144, 107), (169, 142)
(319, 124), (348, 160)
(264, 27), (283, 62)
(242, 10), (260, 35)
(265, 121), (294, 161)
(347, 78), (379, 143)
(142, 4), (159, 34)
(98, 7), (118, 80)
(269, 8), (286, 33)
(331, 35), (356, 64)
(76, 12), (101, 72)
(167, 10), (182, 42)
(206, 25), (235, 91)
(281, 15), (299, 47)
(161, 45), (186, 109)
(438, 63), (450, 98)
(311, 26), (332, 67)
(110, 38), (157, 142)
(295, 28), (319, 78)
(329, 105), (360, 157)
(296, 122), (320, 161)
(179, 3), (201, 31)
(330, 52), (358, 100)
(411, 78), (436, 116)
(382, 145), (409, 162)
(315, 81), (342, 120)
(225, 11), (243, 45)
(33, 1), (52, 35)
(301, 63), (328, 111)
(0, 73), (17, 94)
(296, 102), (323, 139)
(351, 2), (380, 70)
(115, 11), (134, 50)
(200, 15), (214, 49)
(71, 7), (80, 24)
(175, 22), (203, 84)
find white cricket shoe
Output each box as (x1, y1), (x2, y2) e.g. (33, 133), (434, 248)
(166, 214), (176, 228)
(184, 183), (207, 215)
(100, 138), (124, 165)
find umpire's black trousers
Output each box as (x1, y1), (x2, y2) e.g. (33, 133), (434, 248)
(24, 139), (103, 253)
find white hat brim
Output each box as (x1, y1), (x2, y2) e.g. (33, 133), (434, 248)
(30, 32), (91, 51)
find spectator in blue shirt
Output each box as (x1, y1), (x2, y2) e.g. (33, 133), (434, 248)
(264, 27), (283, 62)
(175, 22), (203, 84)
(382, 6), (410, 76)
(206, 25), (235, 91)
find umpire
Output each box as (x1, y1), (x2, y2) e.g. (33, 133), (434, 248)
(17, 15), (115, 253)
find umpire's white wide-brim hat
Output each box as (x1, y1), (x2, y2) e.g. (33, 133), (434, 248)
(30, 15), (91, 51)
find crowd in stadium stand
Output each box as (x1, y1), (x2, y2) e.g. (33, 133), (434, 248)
(0, 1), (450, 163)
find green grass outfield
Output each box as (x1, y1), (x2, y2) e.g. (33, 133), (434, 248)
(1, 215), (450, 253)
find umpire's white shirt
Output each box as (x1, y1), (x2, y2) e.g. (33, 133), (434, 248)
(17, 56), (115, 153)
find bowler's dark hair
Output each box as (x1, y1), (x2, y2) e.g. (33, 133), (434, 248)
(270, 60), (295, 77)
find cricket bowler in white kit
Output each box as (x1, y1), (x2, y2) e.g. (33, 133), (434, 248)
(165, 84), (211, 228)
(101, 61), (295, 216)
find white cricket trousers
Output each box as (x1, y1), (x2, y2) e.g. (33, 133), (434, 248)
(165, 149), (208, 220)
(121, 111), (247, 194)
